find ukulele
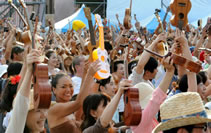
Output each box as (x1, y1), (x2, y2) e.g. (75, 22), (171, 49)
(84, 7), (99, 56)
(123, 0), (132, 29)
(162, 6), (170, 30)
(154, 9), (169, 56)
(92, 14), (110, 80)
(144, 48), (202, 73)
(170, 0), (192, 30)
(8, 0), (28, 27)
(19, 0), (51, 109)
(124, 47), (142, 126)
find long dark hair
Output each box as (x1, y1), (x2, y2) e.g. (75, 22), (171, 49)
(0, 80), (18, 112)
(81, 94), (110, 131)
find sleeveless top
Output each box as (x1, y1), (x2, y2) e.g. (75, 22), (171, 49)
(50, 120), (81, 133)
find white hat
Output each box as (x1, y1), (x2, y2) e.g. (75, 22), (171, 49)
(134, 82), (154, 109)
(0, 65), (8, 77)
(153, 92), (211, 133)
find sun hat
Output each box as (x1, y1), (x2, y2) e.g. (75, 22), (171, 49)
(134, 82), (154, 109)
(153, 92), (211, 133)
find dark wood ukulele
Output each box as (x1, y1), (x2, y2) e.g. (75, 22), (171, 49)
(19, 0), (52, 109)
(144, 48), (201, 73)
(124, 47), (142, 126)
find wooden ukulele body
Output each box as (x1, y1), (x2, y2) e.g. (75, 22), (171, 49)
(124, 88), (142, 126)
(170, 0), (192, 29)
(33, 64), (52, 108)
(124, 8), (132, 29)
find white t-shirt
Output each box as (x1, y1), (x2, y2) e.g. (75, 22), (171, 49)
(71, 76), (82, 95)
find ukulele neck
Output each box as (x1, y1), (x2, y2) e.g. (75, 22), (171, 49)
(98, 25), (104, 50)
(88, 20), (96, 46)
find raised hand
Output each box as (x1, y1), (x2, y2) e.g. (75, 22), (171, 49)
(154, 32), (167, 44)
(161, 56), (175, 73)
(86, 59), (101, 77)
(26, 49), (41, 71)
(118, 79), (132, 93)
(175, 28), (188, 45)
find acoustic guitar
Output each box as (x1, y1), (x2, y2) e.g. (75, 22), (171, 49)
(19, 0), (51, 109)
(92, 14), (110, 80)
(170, 0), (192, 30)
(124, 47), (142, 126)
(123, 0), (132, 29)
(84, 7), (99, 56)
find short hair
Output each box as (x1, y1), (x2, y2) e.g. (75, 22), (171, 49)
(10, 46), (24, 60)
(72, 56), (84, 73)
(98, 76), (111, 92)
(144, 57), (158, 73)
(112, 60), (124, 73)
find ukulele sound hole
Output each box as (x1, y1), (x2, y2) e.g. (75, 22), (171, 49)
(179, 13), (184, 19)
(178, 2), (186, 7)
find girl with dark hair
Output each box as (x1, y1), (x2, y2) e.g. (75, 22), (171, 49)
(80, 94), (110, 131)
(0, 79), (19, 112)
(81, 79), (132, 133)
(45, 50), (60, 76)
(168, 74), (206, 100)
(47, 60), (101, 133)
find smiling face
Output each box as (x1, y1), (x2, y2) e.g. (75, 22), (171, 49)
(26, 109), (47, 132)
(53, 75), (74, 102)
(48, 53), (58, 67)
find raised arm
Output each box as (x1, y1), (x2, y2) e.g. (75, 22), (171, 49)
(100, 79), (132, 127)
(136, 32), (166, 74)
(175, 29), (197, 92)
(48, 60), (100, 118)
(6, 49), (40, 133)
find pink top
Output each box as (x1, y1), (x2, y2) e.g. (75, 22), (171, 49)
(132, 87), (166, 133)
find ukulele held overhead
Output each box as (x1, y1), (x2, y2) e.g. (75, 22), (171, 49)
(170, 0), (192, 30)
(92, 14), (110, 80)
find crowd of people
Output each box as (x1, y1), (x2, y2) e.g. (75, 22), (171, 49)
(0, 5), (211, 133)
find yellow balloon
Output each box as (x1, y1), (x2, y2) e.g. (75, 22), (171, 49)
(72, 20), (86, 31)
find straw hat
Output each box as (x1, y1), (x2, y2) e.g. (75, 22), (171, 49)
(29, 90), (55, 111)
(134, 82), (154, 109)
(153, 92), (211, 133)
